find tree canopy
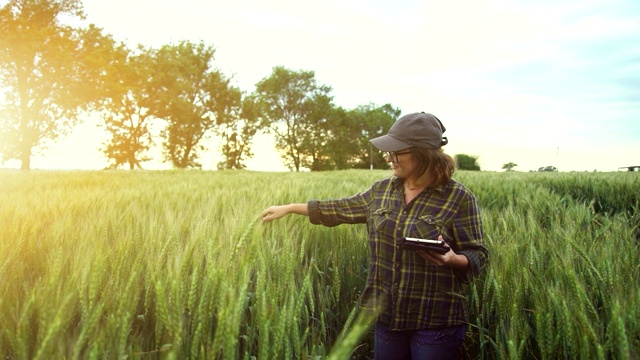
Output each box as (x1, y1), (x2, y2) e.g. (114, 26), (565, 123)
(148, 41), (241, 169)
(502, 162), (518, 171)
(100, 45), (155, 169)
(455, 154), (481, 171)
(255, 66), (334, 172)
(0, 0), (481, 172)
(0, 0), (119, 170)
(214, 93), (260, 170)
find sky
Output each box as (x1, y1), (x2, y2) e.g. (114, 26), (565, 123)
(7, 0), (640, 171)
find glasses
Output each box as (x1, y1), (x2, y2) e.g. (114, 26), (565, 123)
(387, 150), (411, 163)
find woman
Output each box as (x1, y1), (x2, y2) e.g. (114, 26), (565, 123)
(261, 112), (488, 359)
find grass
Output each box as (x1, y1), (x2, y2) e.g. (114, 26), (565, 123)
(0, 169), (638, 359)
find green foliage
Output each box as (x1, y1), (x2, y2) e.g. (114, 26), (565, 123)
(1, 169), (638, 359)
(0, 0), (119, 170)
(1, 3), (402, 172)
(502, 162), (518, 171)
(538, 165), (558, 172)
(456, 153), (481, 171)
(148, 41), (241, 169)
(97, 39), (260, 171)
(255, 66), (334, 172)
(100, 46), (156, 170)
(343, 104), (400, 170)
(306, 103), (399, 171)
(456, 170), (639, 359)
(529, 172), (640, 215)
(214, 94), (261, 170)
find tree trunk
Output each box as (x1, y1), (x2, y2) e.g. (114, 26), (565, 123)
(18, 67), (32, 172)
(128, 148), (136, 170)
(19, 142), (31, 171)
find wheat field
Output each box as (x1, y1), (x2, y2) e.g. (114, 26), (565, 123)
(0, 169), (638, 359)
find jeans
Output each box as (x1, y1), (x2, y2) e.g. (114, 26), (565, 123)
(374, 321), (466, 360)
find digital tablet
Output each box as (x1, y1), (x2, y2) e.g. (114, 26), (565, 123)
(402, 237), (451, 254)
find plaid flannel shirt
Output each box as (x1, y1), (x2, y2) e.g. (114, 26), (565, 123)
(308, 176), (488, 330)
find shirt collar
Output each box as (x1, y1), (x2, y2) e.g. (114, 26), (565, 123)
(390, 176), (446, 193)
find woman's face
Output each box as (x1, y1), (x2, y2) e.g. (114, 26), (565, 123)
(387, 150), (418, 180)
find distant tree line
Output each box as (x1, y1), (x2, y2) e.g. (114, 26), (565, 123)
(0, 0), (479, 172)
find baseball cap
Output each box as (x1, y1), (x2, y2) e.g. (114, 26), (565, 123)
(369, 112), (448, 151)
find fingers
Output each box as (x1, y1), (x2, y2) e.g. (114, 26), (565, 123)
(417, 248), (449, 266)
(417, 249), (437, 263)
(261, 206), (282, 222)
(261, 207), (275, 221)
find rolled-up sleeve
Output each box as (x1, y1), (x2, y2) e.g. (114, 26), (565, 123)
(307, 189), (372, 227)
(453, 196), (488, 283)
(307, 200), (324, 225)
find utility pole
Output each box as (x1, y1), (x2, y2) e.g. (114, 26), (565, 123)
(370, 143), (373, 170)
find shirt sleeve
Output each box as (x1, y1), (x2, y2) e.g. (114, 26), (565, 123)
(452, 194), (489, 283)
(307, 187), (373, 227)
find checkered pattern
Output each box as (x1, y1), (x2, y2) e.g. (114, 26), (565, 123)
(308, 176), (488, 330)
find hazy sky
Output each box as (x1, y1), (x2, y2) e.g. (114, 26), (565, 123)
(17, 0), (640, 171)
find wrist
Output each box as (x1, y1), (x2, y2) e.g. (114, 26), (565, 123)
(451, 253), (469, 270)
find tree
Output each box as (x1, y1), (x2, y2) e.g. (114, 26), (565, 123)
(0, 0), (118, 170)
(100, 46), (156, 170)
(502, 162), (518, 172)
(215, 93), (260, 170)
(149, 40), (237, 169)
(455, 154), (481, 171)
(255, 66), (333, 172)
(538, 165), (557, 172)
(299, 92), (334, 171)
(320, 106), (357, 170)
(314, 104), (399, 170)
(347, 104), (400, 170)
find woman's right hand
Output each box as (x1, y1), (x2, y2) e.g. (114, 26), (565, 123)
(261, 205), (290, 222)
(261, 203), (309, 222)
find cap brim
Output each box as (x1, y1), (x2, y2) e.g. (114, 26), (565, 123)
(369, 134), (411, 152)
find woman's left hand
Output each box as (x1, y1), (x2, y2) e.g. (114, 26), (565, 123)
(417, 235), (469, 270)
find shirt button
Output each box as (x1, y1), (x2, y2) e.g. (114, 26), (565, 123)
(402, 211), (407, 214)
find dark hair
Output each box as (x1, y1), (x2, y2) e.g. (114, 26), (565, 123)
(410, 147), (455, 188)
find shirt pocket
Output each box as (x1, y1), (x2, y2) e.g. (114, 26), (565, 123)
(371, 208), (393, 234)
(411, 214), (444, 240)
